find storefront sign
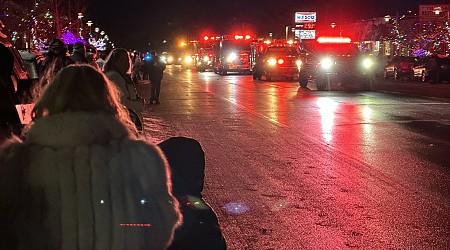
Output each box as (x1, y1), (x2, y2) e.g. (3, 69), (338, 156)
(295, 30), (316, 40)
(295, 12), (317, 23)
(419, 4), (449, 18)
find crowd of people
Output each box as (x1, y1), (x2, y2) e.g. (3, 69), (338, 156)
(0, 38), (226, 249)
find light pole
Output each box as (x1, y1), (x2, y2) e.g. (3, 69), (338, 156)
(86, 21), (93, 37)
(77, 12), (84, 39)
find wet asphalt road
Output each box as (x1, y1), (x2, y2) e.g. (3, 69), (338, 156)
(138, 65), (450, 249)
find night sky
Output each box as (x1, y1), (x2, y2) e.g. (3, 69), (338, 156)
(87, 0), (446, 51)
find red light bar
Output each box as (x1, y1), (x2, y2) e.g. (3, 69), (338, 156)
(317, 36), (351, 43)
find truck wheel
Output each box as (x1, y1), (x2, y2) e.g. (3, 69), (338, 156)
(299, 75), (308, 88)
(253, 72), (261, 80)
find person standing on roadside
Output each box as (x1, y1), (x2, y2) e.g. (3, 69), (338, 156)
(38, 38), (73, 75)
(0, 64), (182, 249)
(0, 43), (21, 143)
(427, 54), (440, 84)
(103, 48), (144, 128)
(148, 50), (166, 105)
(71, 41), (89, 64)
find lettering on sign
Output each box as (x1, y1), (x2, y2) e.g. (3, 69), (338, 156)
(295, 12), (317, 24)
(295, 30), (316, 40)
(419, 4), (449, 17)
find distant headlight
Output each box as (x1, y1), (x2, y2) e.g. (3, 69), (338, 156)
(267, 58), (277, 66)
(185, 56), (193, 63)
(296, 60), (302, 68)
(362, 58), (373, 69)
(203, 55), (210, 61)
(320, 58), (333, 70)
(227, 53), (237, 62)
(167, 56), (174, 63)
(161, 56), (167, 61)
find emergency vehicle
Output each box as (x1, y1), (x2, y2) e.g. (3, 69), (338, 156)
(298, 36), (375, 90)
(179, 40), (198, 69)
(212, 35), (253, 75)
(196, 36), (217, 72)
(250, 39), (302, 81)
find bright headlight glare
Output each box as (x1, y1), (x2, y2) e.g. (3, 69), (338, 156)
(267, 58), (277, 66)
(203, 55), (210, 61)
(185, 56), (193, 63)
(362, 58), (373, 69)
(227, 53), (237, 62)
(277, 59), (284, 64)
(296, 60), (302, 68)
(321, 58), (333, 70)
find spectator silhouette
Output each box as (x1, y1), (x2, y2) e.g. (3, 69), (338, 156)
(71, 41), (89, 64)
(103, 48), (144, 129)
(147, 51), (166, 104)
(427, 54), (439, 84)
(0, 43), (21, 143)
(158, 137), (227, 250)
(0, 64), (182, 249)
(38, 38), (73, 76)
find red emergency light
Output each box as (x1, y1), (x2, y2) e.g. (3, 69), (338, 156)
(317, 36), (352, 44)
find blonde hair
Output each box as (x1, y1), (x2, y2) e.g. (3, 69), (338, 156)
(32, 64), (137, 136)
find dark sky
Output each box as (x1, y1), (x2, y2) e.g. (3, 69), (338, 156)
(87, 0), (445, 51)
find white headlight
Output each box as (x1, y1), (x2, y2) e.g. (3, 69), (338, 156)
(267, 58), (277, 66)
(362, 58), (373, 69)
(203, 55), (210, 61)
(227, 53), (237, 62)
(321, 58), (333, 70)
(296, 60), (302, 68)
(185, 56), (193, 63)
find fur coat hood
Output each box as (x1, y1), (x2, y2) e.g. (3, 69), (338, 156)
(0, 111), (181, 250)
(25, 111), (133, 147)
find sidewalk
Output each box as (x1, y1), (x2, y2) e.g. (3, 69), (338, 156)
(373, 79), (450, 100)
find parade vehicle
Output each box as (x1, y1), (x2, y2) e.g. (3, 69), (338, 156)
(250, 39), (302, 81)
(212, 35), (253, 75)
(179, 41), (198, 69)
(298, 36), (375, 90)
(195, 36), (217, 72)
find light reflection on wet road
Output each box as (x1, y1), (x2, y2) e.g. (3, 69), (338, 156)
(141, 65), (450, 249)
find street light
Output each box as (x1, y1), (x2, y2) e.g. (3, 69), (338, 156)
(77, 12), (84, 38)
(86, 21), (93, 36)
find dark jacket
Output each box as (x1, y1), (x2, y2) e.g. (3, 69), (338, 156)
(158, 137), (227, 250)
(0, 44), (21, 132)
(149, 56), (166, 81)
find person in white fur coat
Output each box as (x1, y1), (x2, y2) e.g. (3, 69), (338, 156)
(0, 64), (182, 250)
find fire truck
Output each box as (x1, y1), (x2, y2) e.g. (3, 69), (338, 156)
(179, 40), (198, 69)
(298, 36), (375, 90)
(196, 36), (217, 72)
(250, 39), (302, 81)
(212, 35), (253, 75)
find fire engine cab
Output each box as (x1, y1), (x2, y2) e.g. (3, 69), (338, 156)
(298, 36), (375, 90)
(250, 39), (302, 81)
(212, 35), (253, 75)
